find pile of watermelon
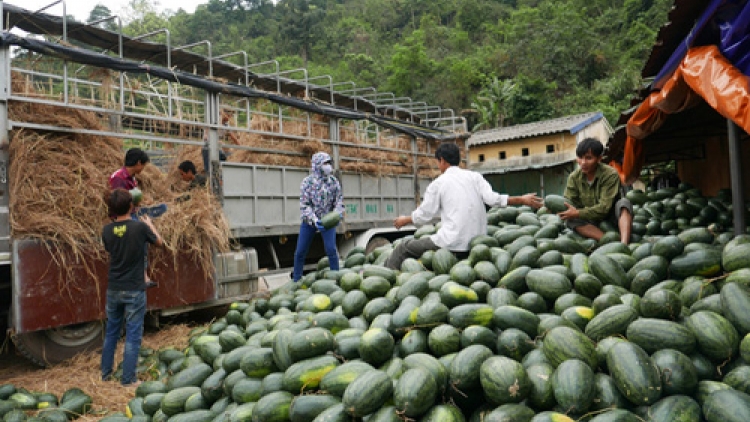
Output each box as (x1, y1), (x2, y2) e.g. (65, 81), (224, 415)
(109, 185), (750, 422)
(0, 385), (93, 421)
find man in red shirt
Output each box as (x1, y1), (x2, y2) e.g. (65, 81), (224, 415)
(109, 148), (167, 217)
(109, 149), (144, 191)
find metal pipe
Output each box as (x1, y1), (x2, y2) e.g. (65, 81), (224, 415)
(338, 87), (376, 95)
(205, 92), (222, 198)
(31, 0), (62, 14)
(84, 15), (118, 28)
(247, 60), (280, 92)
(410, 106), (442, 116)
(0, 34), (12, 142)
(275, 68), (310, 134)
(116, 17), (124, 112)
(248, 60), (282, 129)
(331, 81), (356, 109)
(307, 74), (334, 104)
(336, 84), (377, 111)
(399, 101), (428, 111)
(276, 68), (309, 99)
(728, 119), (746, 234)
(69, 13), (123, 105)
(29, 0), (67, 41)
(128, 29), (171, 114)
(0, 37), (11, 267)
(174, 40), (213, 77)
(214, 51), (249, 86)
(361, 92), (395, 100)
(422, 116), (462, 124)
(332, 81), (356, 91)
(374, 97), (413, 105)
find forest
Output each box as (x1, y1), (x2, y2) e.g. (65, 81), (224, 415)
(84, 0), (674, 131)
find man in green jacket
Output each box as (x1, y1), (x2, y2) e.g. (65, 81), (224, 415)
(558, 137), (633, 244)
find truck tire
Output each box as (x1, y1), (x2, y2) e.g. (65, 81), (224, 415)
(11, 321), (104, 367)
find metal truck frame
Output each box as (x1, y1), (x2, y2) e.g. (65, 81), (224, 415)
(0, 2), (467, 366)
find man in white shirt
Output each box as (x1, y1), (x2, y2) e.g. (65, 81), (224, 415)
(385, 143), (542, 270)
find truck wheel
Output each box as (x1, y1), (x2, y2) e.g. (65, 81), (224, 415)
(365, 236), (391, 255)
(12, 321), (104, 367)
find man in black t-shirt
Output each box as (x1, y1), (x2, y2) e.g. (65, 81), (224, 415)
(101, 188), (163, 387)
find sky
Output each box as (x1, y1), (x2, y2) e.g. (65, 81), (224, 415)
(4, 0), (206, 22)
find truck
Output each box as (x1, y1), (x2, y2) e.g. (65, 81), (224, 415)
(0, 3), (467, 366)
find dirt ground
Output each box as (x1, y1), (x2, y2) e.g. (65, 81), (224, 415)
(0, 309), (224, 421)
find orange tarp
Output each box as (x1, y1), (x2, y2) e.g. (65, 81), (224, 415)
(614, 45), (750, 184)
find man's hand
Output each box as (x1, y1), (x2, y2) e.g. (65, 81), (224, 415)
(558, 203), (580, 220)
(393, 216), (412, 229)
(521, 193), (543, 209)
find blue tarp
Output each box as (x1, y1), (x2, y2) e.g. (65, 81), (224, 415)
(653, 0), (750, 89)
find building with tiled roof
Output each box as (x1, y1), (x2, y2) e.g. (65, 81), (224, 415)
(467, 112), (612, 196)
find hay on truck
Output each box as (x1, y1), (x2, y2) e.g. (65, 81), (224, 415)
(8, 75), (232, 292)
(171, 108), (450, 179)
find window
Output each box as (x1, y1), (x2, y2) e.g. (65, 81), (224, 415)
(522, 148), (529, 156)
(547, 144), (555, 153)
(499, 151), (506, 160)
(478, 154), (485, 162)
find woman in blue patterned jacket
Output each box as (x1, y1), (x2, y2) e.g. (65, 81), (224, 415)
(292, 152), (345, 282)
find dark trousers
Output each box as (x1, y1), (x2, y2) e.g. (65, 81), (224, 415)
(292, 222), (339, 281)
(101, 289), (146, 385)
(385, 237), (438, 270)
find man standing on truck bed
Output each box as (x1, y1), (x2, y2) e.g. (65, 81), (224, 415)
(292, 152), (345, 282)
(385, 142), (542, 270)
(101, 188), (163, 387)
(178, 160), (207, 190)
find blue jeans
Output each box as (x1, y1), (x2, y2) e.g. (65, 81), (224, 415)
(101, 289), (147, 385)
(292, 222), (339, 281)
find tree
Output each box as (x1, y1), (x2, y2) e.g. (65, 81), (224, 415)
(507, 74), (556, 125)
(384, 30), (436, 99)
(277, 0), (326, 65)
(121, 0), (170, 39)
(469, 77), (515, 131)
(87, 4), (117, 30)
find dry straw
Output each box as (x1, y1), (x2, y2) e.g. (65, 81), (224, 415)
(179, 112), (444, 177)
(0, 324), (194, 421)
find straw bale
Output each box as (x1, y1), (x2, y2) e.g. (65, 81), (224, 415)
(0, 324), (194, 421)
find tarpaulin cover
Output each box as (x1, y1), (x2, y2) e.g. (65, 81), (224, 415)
(0, 32), (465, 142)
(653, 0), (750, 89)
(613, 45), (750, 184)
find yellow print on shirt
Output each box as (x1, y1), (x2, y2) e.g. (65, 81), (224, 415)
(113, 225), (127, 238)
